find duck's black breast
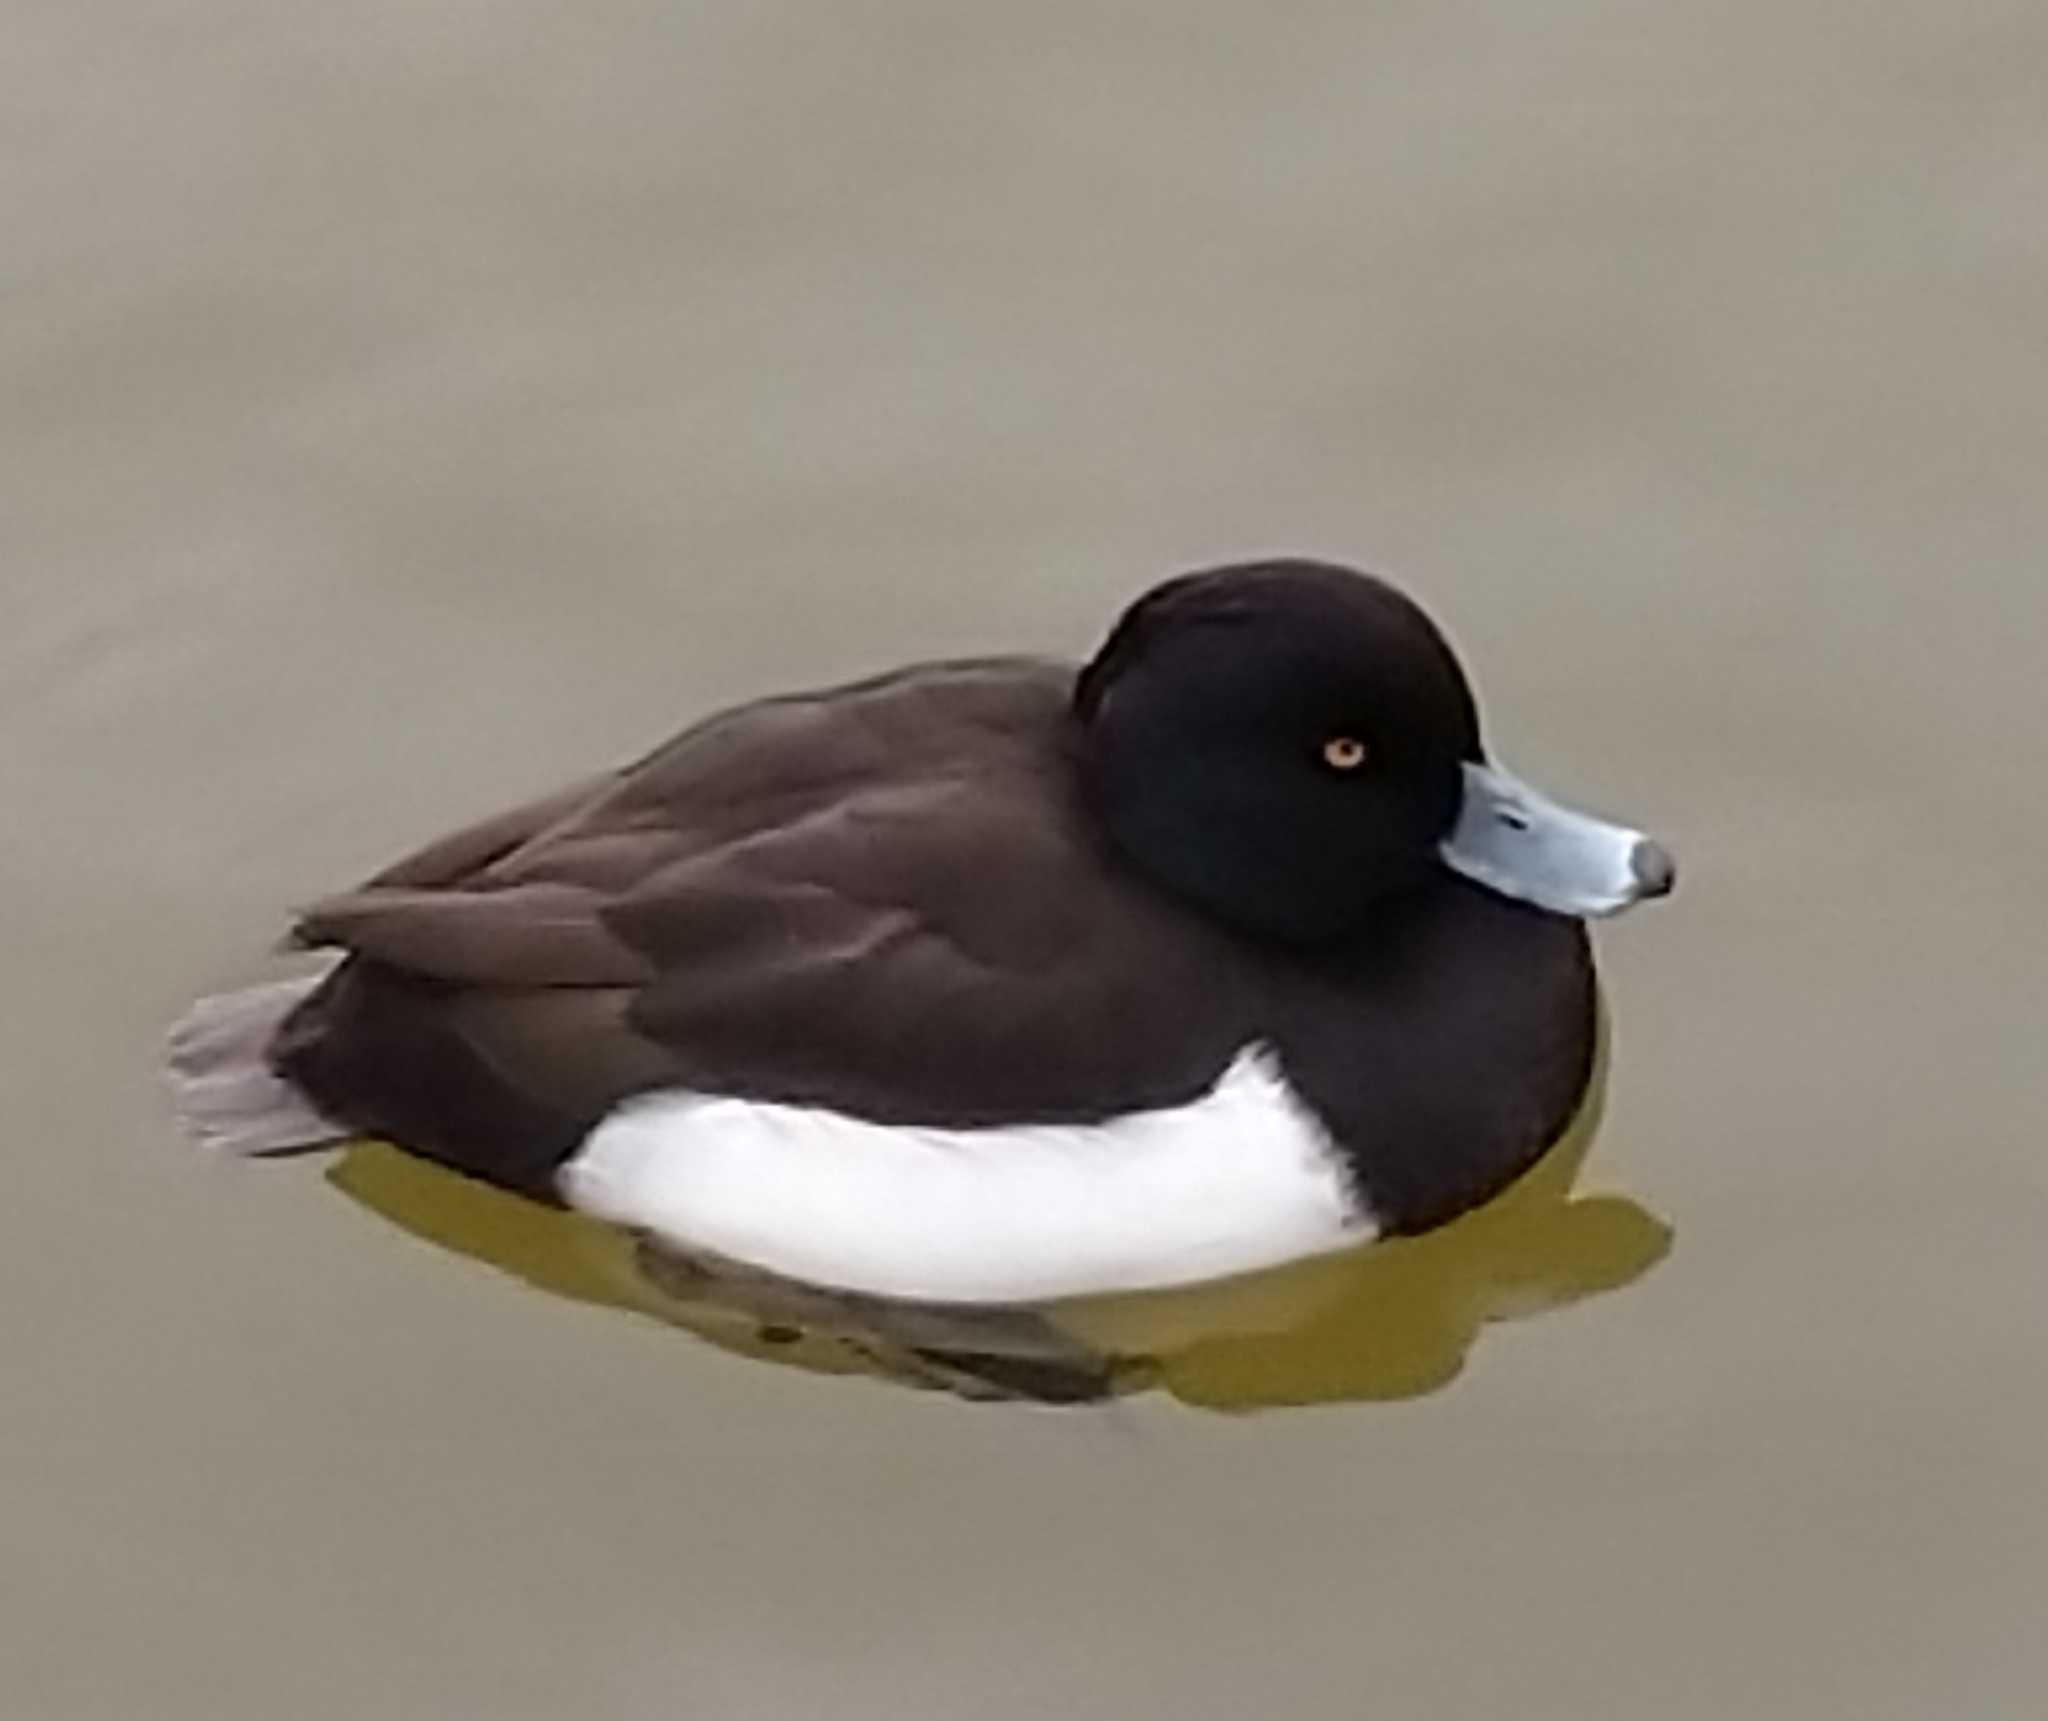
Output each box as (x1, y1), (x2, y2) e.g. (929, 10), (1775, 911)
(1253, 886), (1597, 1234)
(275, 655), (1596, 1231)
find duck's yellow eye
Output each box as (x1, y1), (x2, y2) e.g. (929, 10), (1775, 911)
(1321, 736), (1369, 772)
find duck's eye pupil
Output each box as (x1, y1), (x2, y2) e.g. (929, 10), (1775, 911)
(1321, 736), (1368, 772)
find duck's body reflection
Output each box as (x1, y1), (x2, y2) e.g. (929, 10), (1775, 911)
(324, 1032), (1667, 1411)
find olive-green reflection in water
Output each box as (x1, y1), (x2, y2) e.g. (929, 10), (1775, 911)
(324, 1039), (1667, 1411)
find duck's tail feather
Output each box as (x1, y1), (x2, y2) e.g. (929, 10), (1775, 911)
(166, 967), (351, 1157)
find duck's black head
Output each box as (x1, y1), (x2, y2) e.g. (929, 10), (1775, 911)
(1075, 559), (1675, 944)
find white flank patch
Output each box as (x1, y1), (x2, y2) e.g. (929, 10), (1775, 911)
(557, 1047), (1373, 1305)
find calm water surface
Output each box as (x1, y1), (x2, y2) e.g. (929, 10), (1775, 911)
(7, 5), (2045, 1716)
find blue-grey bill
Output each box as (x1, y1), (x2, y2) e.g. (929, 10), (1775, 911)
(1439, 762), (1675, 918)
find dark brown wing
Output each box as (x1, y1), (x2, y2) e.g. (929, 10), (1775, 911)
(289, 770), (649, 985)
(605, 766), (1257, 1126)
(274, 659), (1259, 1195)
(286, 660), (1074, 985)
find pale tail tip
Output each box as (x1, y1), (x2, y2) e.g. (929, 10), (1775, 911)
(165, 976), (347, 1158)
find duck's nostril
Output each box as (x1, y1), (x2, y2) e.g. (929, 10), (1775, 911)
(1630, 838), (1678, 899)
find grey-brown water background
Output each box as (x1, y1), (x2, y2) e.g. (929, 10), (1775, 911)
(7, 4), (2045, 1716)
